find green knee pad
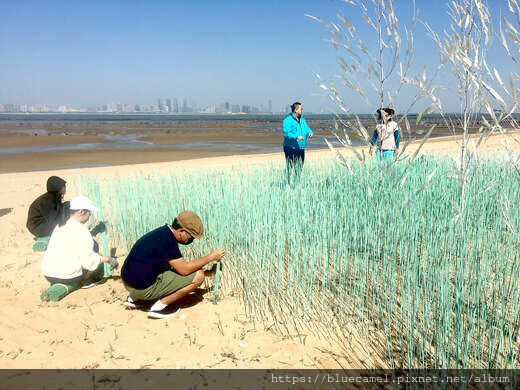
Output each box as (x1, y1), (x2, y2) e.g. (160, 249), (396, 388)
(33, 236), (51, 252)
(40, 283), (78, 302)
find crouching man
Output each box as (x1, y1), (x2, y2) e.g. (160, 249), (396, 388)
(121, 210), (225, 319)
(41, 196), (116, 291)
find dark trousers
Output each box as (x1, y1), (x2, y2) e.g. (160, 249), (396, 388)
(45, 272), (86, 286)
(284, 146), (305, 184)
(45, 264), (104, 287)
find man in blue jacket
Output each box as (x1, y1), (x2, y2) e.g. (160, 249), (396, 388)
(282, 102), (314, 183)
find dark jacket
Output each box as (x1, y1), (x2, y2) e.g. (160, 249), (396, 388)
(26, 176), (68, 237)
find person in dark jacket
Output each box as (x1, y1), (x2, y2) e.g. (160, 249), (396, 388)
(27, 176), (69, 238)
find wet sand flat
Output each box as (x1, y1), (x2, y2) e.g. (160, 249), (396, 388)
(0, 116), (494, 172)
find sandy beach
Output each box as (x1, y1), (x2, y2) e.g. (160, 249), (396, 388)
(1, 130), (519, 370)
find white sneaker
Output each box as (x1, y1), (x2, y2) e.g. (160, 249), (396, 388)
(81, 280), (103, 289)
(147, 307), (180, 319)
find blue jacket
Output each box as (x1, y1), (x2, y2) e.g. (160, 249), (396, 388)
(283, 114), (314, 149)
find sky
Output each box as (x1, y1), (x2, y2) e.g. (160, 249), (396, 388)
(0, 0), (517, 113)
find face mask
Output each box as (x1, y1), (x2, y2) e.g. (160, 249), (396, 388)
(179, 236), (194, 245)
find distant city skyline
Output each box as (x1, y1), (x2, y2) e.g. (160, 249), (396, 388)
(0, 1), (518, 113)
(0, 97), (289, 114)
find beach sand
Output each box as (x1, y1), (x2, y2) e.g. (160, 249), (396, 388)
(0, 130), (519, 370)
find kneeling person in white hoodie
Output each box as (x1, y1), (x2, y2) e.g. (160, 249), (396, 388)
(42, 196), (116, 289)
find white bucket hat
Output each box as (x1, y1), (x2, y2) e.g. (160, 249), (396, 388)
(70, 196), (100, 212)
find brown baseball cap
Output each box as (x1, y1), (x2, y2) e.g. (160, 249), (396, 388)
(177, 210), (204, 238)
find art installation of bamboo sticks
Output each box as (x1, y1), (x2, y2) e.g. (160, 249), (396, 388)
(75, 157), (520, 369)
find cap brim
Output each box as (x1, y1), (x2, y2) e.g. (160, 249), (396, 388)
(187, 229), (202, 239)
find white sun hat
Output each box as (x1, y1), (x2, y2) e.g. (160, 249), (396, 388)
(70, 196), (100, 212)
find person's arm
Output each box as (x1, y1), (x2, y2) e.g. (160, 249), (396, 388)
(36, 207), (60, 237)
(168, 248), (225, 276)
(78, 228), (107, 271)
(303, 117), (314, 138)
(283, 117), (300, 140)
(369, 130), (378, 155)
(370, 130), (378, 147)
(37, 196), (58, 225)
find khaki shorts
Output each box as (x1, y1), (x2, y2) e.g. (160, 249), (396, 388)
(124, 269), (196, 301)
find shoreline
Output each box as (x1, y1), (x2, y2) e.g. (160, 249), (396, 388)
(1, 129), (519, 175)
(1, 115), (509, 173)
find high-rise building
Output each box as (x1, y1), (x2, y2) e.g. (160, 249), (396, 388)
(2, 104), (19, 112)
(173, 98), (179, 113)
(231, 104), (240, 113)
(166, 98), (172, 112)
(182, 99), (188, 113)
(202, 105), (216, 114)
(158, 98), (164, 111)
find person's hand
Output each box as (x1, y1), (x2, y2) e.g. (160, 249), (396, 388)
(210, 248), (225, 262)
(205, 261), (223, 276)
(297, 136), (304, 141)
(108, 257), (119, 270)
(308, 133), (314, 138)
(101, 256), (111, 263)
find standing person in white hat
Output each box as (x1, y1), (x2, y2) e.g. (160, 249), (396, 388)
(42, 196), (117, 289)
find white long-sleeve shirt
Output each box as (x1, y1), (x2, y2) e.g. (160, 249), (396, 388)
(42, 218), (101, 279)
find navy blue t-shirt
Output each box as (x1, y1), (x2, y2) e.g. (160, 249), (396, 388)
(122, 225), (183, 289)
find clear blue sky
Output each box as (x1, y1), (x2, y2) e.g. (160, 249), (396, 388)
(0, 0), (516, 112)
